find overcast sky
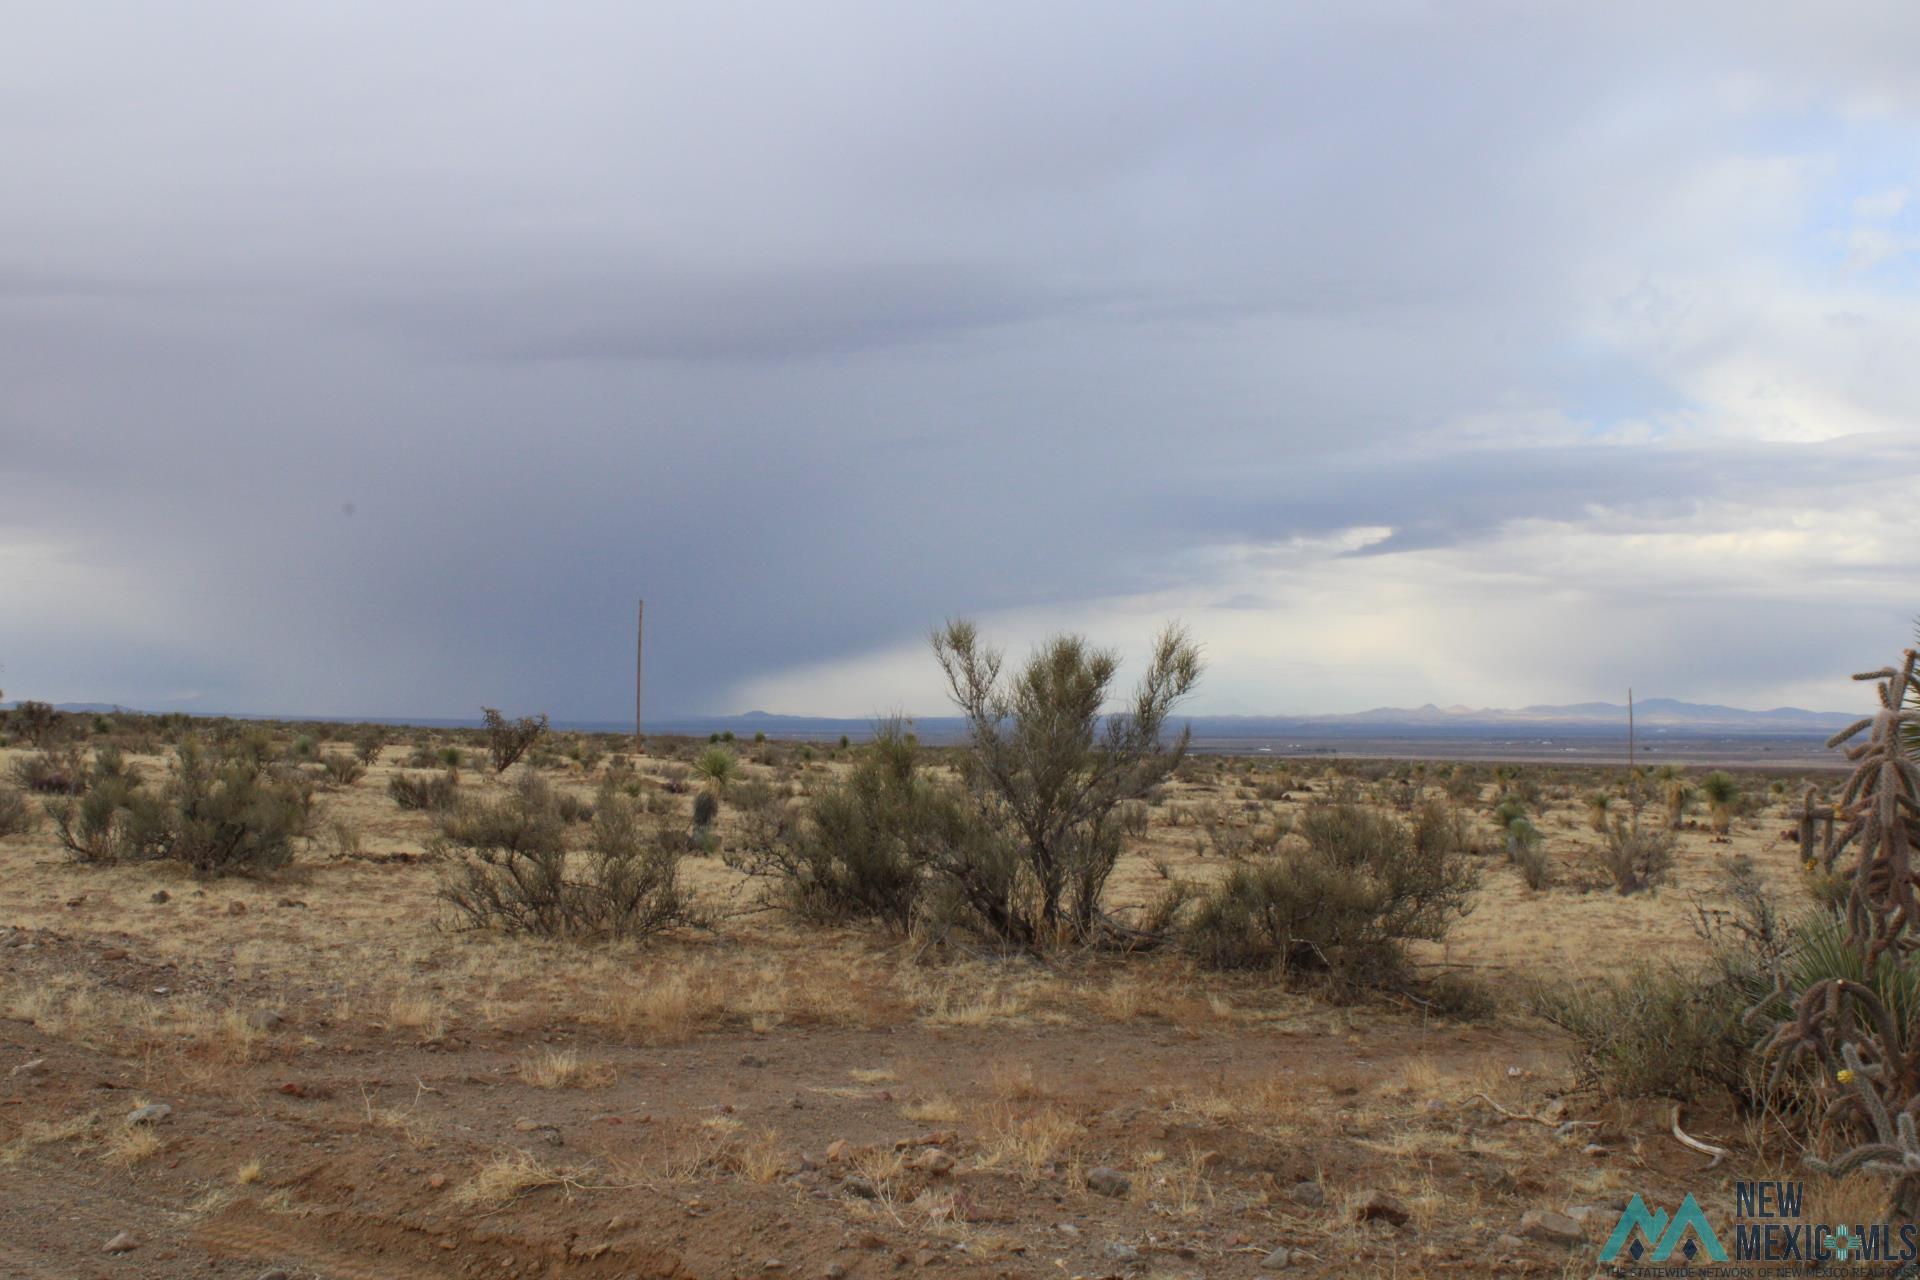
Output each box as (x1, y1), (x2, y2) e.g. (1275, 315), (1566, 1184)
(4, 3), (1919, 721)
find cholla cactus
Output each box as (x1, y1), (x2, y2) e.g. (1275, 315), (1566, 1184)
(1801, 786), (1838, 869)
(1754, 647), (1920, 1218)
(1823, 650), (1920, 965)
(1806, 1043), (1920, 1182)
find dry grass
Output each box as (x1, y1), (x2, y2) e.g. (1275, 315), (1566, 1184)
(101, 1123), (162, 1168)
(518, 1046), (615, 1089)
(451, 1150), (568, 1209)
(385, 990), (448, 1039)
(977, 1103), (1085, 1181)
(900, 1094), (963, 1124)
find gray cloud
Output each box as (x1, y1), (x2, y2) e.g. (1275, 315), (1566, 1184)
(4, 2), (1920, 718)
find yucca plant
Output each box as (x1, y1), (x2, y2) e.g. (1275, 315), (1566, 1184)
(1665, 779), (1696, 830)
(1586, 791), (1614, 833)
(692, 745), (739, 794)
(1699, 770), (1740, 835)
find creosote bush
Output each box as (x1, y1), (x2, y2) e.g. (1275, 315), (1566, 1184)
(437, 776), (702, 941)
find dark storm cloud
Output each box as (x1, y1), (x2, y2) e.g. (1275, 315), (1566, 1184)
(4, 2), (1920, 718)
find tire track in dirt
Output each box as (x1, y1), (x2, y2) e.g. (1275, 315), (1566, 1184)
(193, 1206), (461, 1280)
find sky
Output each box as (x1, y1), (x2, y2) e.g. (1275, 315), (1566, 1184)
(4, 2), (1919, 721)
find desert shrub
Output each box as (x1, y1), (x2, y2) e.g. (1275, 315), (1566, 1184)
(726, 721), (975, 929)
(163, 742), (309, 873)
(1424, 970), (1497, 1021)
(353, 730), (387, 765)
(437, 776), (699, 940)
(1180, 800), (1477, 986)
(10, 749), (86, 795)
(288, 734), (318, 760)
(1192, 802), (1284, 861)
(319, 751), (366, 788)
(389, 770), (460, 811)
(48, 741), (306, 873)
(438, 746), (465, 768)
(1594, 816), (1675, 894)
(692, 790), (719, 827)
(932, 619), (1202, 946)
(0, 786), (38, 839)
(552, 789), (595, 825)
(7, 700), (63, 747)
(482, 707), (549, 774)
(1528, 962), (1762, 1101)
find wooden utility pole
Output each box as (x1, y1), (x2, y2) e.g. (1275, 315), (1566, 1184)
(635, 597), (645, 752)
(1627, 686), (1636, 800)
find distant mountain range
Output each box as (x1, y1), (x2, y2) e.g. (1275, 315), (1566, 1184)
(10, 698), (1857, 742)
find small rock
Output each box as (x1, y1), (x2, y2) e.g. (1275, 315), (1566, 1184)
(9, 1058), (47, 1078)
(1495, 1234), (1526, 1252)
(427, 1173), (447, 1190)
(1352, 1189), (1409, 1227)
(1055, 1223), (1081, 1238)
(913, 1148), (955, 1175)
(825, 1138), (852, 1163)
(1289, 1180), (1326, 1208)
(762, 1261), (785, 1272)
(841, 1175), (878, 1199)
(1564, 1204), (1606, 1226)
(227, 901), (248, 916)
(1103, 1241), (1140, 1263)
(824, 1265), (848, 1279)
(246, 1009), (285, 1032)
(1518, 1209), (1585, 1246)
(1260, 1247), (1291, 1270)
(150, 890), (171, 904)
(1581, 1142), (1609, 1157)
(102, 1232), (139, 1254)
(258, 1271), (291, 1280)
(126, 1103), (172, 1126)
(1085, 1166), (1131, 1198)
(740, 1054), (768, 1069)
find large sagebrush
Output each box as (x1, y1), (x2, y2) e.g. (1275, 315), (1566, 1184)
(1179, 799), (1476, 986)
(46, 740), (308, 873)
(436, 776), (701, 941)
(726, 720), (977, 930)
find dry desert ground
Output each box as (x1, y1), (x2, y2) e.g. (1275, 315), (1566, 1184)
(0, 731), (1864, 1278)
